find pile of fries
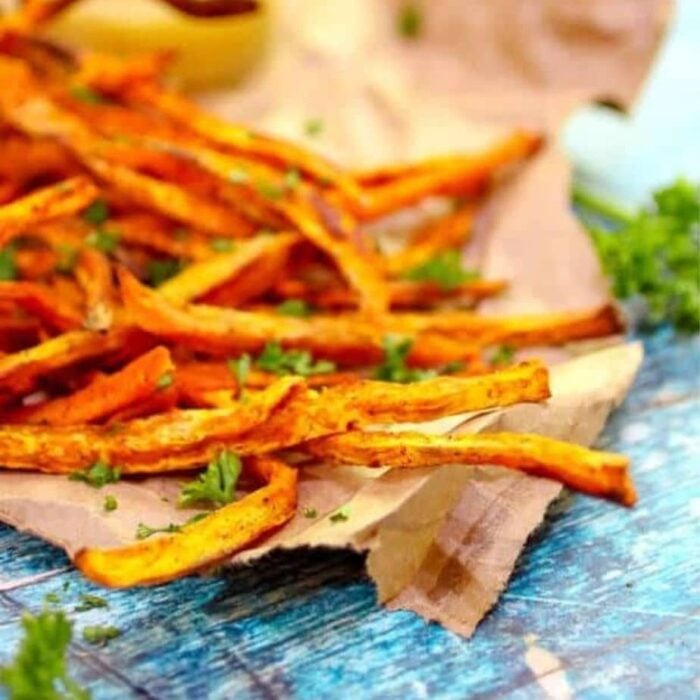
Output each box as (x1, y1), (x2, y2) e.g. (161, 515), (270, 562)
(0, 15), (635, 588)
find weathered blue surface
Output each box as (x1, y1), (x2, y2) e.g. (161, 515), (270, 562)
(1, 330), (698, 699)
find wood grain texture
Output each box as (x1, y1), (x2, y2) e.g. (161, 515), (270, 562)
(0, 330), (698, 699)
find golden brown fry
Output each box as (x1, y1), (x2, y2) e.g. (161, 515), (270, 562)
(74, 248), (115, 331)
(0, 280), (83, 331)
(158, 233), (300, 305)
(0, 376), (303, 473)
(75, 455), (297, 587)
(0, 176), (98, 246)
(304, 431), (636, 505)
(14, 346), (174, 426)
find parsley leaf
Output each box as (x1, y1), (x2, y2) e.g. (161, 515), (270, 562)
(70, 85), (107, 105)
(0, 609), (89, 700)
(0, 245), (17, 281)
(304, 119), (324, 138)
(397, 2), (422, 39)
(146, 258), (183, 287)
(490, 345), (515, 366)
(54, 244), (78, 274)
(576, 179), (700, 333)
(302, 507), (318, 518)
(85, 228), (120, 254)
(227, 354), (251, 395)
(74, 595), (108, 613)
(69, 461), (121, 489)
(210, 238), (235, 253)
(403, 249), (479, 290)
(82, 625), (120, 646)
(82, 200), (109, 226)
(256, 342), (336, 376)
(103, 495), (118, 512)
(276, 298), (312, 317)
(329, 507), (349, 523)
(135, 522), (182, 540)
(373, 336), (436, 383)
(178, 450), (242, 508)
(156, 372), (174, 391)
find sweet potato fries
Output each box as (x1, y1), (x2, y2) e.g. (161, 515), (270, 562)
(0, 18), (632, 588)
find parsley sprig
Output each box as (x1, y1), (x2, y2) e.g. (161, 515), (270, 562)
(69, 461), (121, 489)
(0, 610), (90, 700)
(575, 179), (699, 332)
(256, 342), (335, 376)
(373, 336), (436, 383)
(178, 450), (242, 508)
(0, 244), (17, 281)
(403, 249), (479, 290)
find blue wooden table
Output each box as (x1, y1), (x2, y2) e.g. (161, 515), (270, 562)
(1, 4), (699, 698)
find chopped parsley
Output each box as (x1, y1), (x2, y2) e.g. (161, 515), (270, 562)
(178, 450), (242, 508)
(85, 228), (120, 255)
(227, 354), (251, 395)
(397, 2), (422, 39)
(0, 609), (89, 700)
(256, 169), (301, 200)
(276, 298), (312, 317)
(135, 522), (182, 540)
(69, 461), (121, 489)
(82, 200), (109, 226)
(329, 507), (350, 523)
(209, 237), (235, 253)
(403, 249), (479, 290)
(146, 258), (183, 287)
(0, 245), (17, 281)
(103, 495), (118, 512)
(156, 372), (174, 391)
(575, 179), (700, 333)
(70, 85), (108, 105)
(284, 168), (301, 191)
(373, 336), (436, 383)
(490, 344), (515, 366)
(44, 592), (61, 605)
(304, 118), (324, 138)
(74, 595), (108, 613)
(302, 507), (318, 519)
(256, 342), (336, 376)
(82, 625), (120, 646)
(54, 244), (78, 274)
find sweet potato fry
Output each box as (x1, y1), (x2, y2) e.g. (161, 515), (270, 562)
(0, 376), (303, 473)
(74, 248), (115, 331)
(304, 431), (636, 505)
(0, 281), (83, 331)
(15, 346), (174, 425)
(158, 233), (300, 305)
(75, 455), (297, 587)
(0, 176), (98, 246)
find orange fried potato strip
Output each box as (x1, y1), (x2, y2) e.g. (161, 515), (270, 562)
(74, 248), (116, 331)
(0, 176), (98, 246)
(75, 455), (298, 587)
(0, 377), (303, 473)
(304, 431), (636, 505)
(14, 346), (174, 426)
(0, 281), (83, 331)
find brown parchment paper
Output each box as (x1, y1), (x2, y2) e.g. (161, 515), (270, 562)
(0, 0), (668, 635)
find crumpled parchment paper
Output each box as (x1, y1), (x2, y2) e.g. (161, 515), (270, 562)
(0, 0), (668, 636)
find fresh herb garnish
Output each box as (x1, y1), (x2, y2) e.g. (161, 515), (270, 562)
(82, 200), (109, 226)
(227, 354), (251, 396)
(178, 450), (242, 508)
(85, 228), (120, 255)
(276, 298), (312, 317)
(256, 169), (301, 200)
(0, 609), (89, 700)
(329, 507), (349, 523)
(403, 249), (479, 290)
(70, 85), (107, 105)
(0, 245), (17, 281)
(44, 593), (61, 605)
(135, 522), (182, 540)
(156, 372), (174, 391)
(54, 244), (78, 274)
(397, 2), (422, 39)
(256, 342), (336, 376)
(373, 336), (436, 383)
(210, 238), (235, 253)
(103, 495), (118, 512)
(490, 345), (515, 366)
(82, 625), (120, 646)
(284, 168), (301, 191)
(69, 461), (121, 489)
(302, 507), (318, 519)
(304, 119), (324, 138)
(74, 595), (108, 613)
(146, 258), (183, 287)
(575, 179), (700, 332)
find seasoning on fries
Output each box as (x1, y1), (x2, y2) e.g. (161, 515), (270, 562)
(0, 20), (633, 588)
